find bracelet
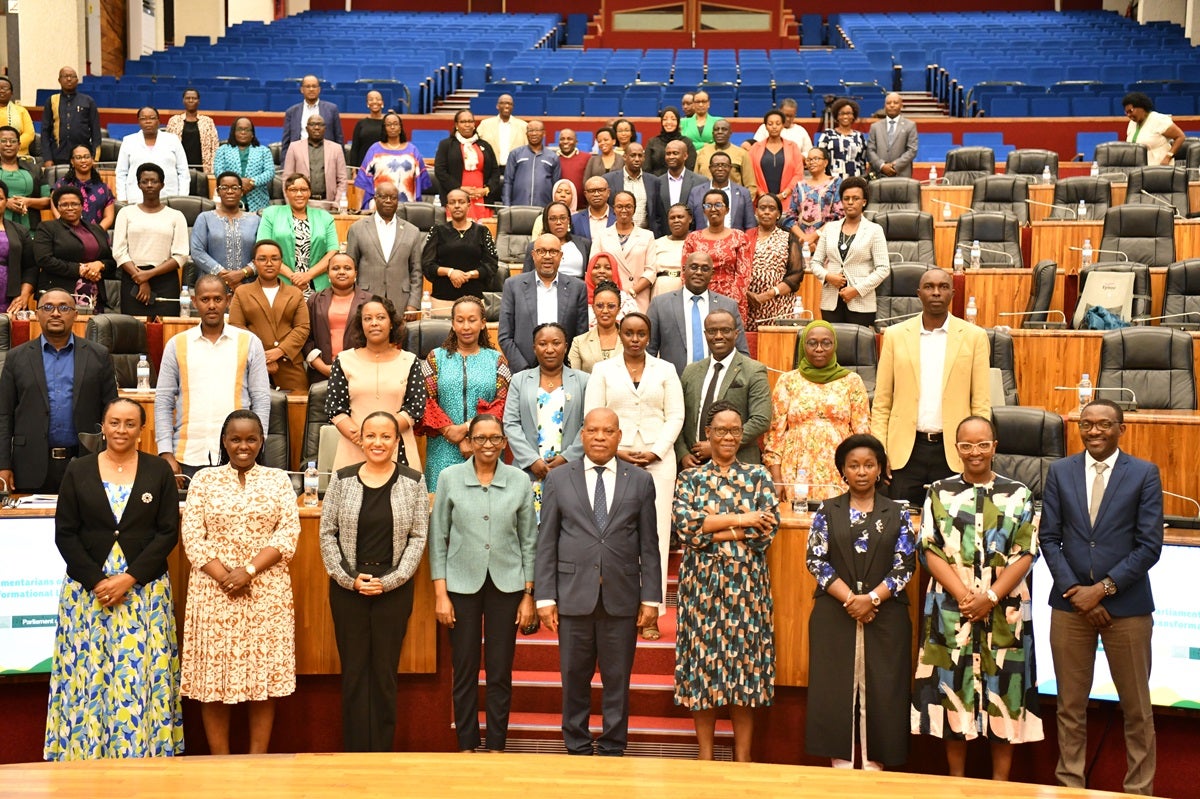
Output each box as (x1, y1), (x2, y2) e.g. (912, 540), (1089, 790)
(772, 286), (781, 297)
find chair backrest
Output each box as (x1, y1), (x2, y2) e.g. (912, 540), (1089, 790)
(496, 205), (543, 264)
(164, 195), (215, 227)
(43, 164), (73, 189)
(793, 322), (878, 398)
(1125, 165), (1190, 217)
(991, 406), (1065, 500)
(1023, 259), (1058, 327)
(301, 380), (328, 470)
(1051, 176), (1111, 220)
(943, 146), (995, 186)
(863, 177), (920, 219)
(970, 175), (1030, 225)
(84, 314), (152, 389)
(1077, 262), (1153, 325)
(985, 327), (1019, 405)
(0, 314), (9, 378)
(874, 210), (935, 264)
(269, 174), (284, 202)
(873, 262), (928, 328)
(403, 319), (453, 359)
(1098, 326), (1197, 409)
(953, 211), (1023, 267)
(1094, 141), (1148, 182)
(396, 200), (439, 234)
(262, 389), (290, 471)
(188, 168), (208, 198)
(98, 138), (122, 162)
(269, 141), (283, 166)
(1005, 148), (1058, 182)
(1099, 205), (1176, 267)
(1162, 259), (1200, 328)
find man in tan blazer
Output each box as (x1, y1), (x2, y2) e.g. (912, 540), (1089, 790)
(475, 94), (528, 176)
(871, 267), (991, 506)
(281, 116), (347, 202)
(228, 241), (312, 394)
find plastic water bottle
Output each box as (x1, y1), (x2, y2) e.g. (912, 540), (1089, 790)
(792, 468), (809, 515)
(1078, 373), (1094, 412)
(303, 461), (319, 506)
(800, 240), (812, 270)
(1077, 199), (1087, 220)
(928, 164), (938, 184)
(941, 201), (952, 220)
(953, 245), (965, 274)
(792, 293), (806, 319)
(136, 354), (151, 392)
(1089, 161), (1100, 178)
(178, 286), (191, 318)
(970, 239), (981, 269)
(421, 290), (433, 320)
(1081, 238), (1093, 269)
(965, 296), (978, 325)
(337, 190), (348, 215)
(1041, 165), (1052, 184)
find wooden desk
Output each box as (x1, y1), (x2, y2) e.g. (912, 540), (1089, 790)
(756, 325), (800, 392)
(920, 184), (972, 221)
(1029, 219), (1103, 273)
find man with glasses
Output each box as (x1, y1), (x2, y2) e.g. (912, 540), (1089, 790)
(687, 151), (753, 231)
(675, 309), (770, 468)
(647, 252), (749, 376)
(695, 119), (755, 196)
(498, 233), (589, 373)
(871, 267), (991, 507)
(1040, 399), (1162, 796)
(572, 177), (616, 243)
(345, 179), (423, 312)
(41, 66), (101, 168)
(0, 289), (117, 492)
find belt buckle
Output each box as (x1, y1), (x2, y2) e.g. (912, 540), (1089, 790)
(50, 447), (72, 459)
(920, 431), (941, 443)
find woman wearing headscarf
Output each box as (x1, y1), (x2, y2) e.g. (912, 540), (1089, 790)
(645, 107), (697, 176)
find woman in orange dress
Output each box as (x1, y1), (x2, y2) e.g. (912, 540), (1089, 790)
(682, 188), (753, 322)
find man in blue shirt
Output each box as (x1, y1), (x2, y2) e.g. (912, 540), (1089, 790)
(501, 120), (559, 207)
(0, 289), (117, 492)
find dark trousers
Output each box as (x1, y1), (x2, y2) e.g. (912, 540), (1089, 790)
(328, 577), (415, 752)
(36, 447), (77, 494)
(558, 594), (638, 756)
(821, 297), (875, 328)
(887, 433), (953, 508)
(448, 575), (524, 751)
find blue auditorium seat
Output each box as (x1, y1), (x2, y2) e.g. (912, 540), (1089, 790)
(988, 97), (1030, 117)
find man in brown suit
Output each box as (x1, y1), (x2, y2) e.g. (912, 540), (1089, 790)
(228, 240), (311, 393)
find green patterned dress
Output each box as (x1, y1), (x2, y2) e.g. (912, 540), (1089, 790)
(911, 474), (1044, 744)
(672, 460), (779, 709)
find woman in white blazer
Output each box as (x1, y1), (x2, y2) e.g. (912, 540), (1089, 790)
(591, 190), (657, 312)
(583, 312), (684, 638)
(810, 176), (891, 327)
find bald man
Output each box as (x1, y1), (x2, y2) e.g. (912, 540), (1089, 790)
(866, 93), (919, 178)
(280, 74), (343, 162)
(498, 233), (589, 372)
(476, 93), (528, 175)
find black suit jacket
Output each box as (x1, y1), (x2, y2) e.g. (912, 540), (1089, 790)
(55, 451), (180, 588)
(536, 459), (661, 617)
(0, 335), (118, 490)
(433, 136), (501, 207)
(498, 272), (590, 373)
(603, 169), (664, 236)
(302, 286), (373, 365)
(654, 169), (707, 235)
(1, 219), (35, 300)
(33, 218), (116, 295)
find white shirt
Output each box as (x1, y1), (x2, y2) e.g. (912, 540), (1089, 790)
(682, 290), (711, 363)
(1084, 448), (1120, 510)
(623, 170), (648, 229)
(497, 119), (513, 165)
(667, 171), (685, 205)
(262, 284), (281, 307)
(696, 349), (736, 438)
(560, 240), (585, 278)
(373, 211), (398, 258)
(115, 131), (190, 202)
(916, 317), (950, 433)
(300, 101), (320, 140)
(535, 275), (559, 325)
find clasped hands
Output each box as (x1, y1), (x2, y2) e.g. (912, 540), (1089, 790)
(354, 573), (384, 597)
(1064, 583), (1111, 628)
(93, 573), (136, 609)
(617, 450), (659, 467)
(956, 589), (997, 623)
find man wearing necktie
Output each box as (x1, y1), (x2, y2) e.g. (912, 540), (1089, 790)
(536, 408), (661, 756)
(647, 252), (749, 376)
(866, 93), (919, 179)
(1039, 399), (1163, 796)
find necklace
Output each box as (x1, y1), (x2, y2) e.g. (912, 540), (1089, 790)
(838, 230), (856, 254)
(104, 450), (136, 473)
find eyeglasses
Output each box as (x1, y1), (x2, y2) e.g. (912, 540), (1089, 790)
(702, 202), (727, 210)
(217, 185), (243, 193)
(470, 434), (506, 446)
(684, 263), (713, 273)
(955, 441), (996, 455)
(804, 339), (835, 350)
(1078, 420), (1118, 433)
(55, 201), (82, 209)
(39, 303), (75, 315)
(584, 188), (608, 194)
(533, 248), (562, 257)
(593, 301), (619, 311)
(708, 426), (743, 440)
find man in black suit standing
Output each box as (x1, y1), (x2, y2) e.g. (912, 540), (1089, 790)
(655, 140), (706, 237)
(602, 142), (662, 235)
(0, 289), (118, 493)
(536, 407), (661, 756)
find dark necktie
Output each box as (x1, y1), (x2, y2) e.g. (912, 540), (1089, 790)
(697, 361), (724, 442)
(593, 465), (608, 530)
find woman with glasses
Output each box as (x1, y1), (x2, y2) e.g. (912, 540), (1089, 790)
(912, 415), (1043, 780)
(0, 76), (34, 156)
(430, 413), (537, 752)
(354, 112), (431, 209)
(590, 191), (655, 312)
(115, 108), (189, 202)
(806, 432), (915, 770)
(0, 125), (49, 229)
(0, 182), (36, 314)
(421, 188), (498, 315)
(212, 117), (275, 212)
(683, 188), (751, 322)
(52, 144), (115, 230)
(810, 176), (889, 327)
(33, 185), (112, 309)
(524, 201), (588, 278)
(433, 110), (500, 220)
(818, 98), (869, 181)
(190, 171), (261, 284)
(256, 173), (339, 295)
(783, 147), (843, 250)
(673, 401), (779, 761)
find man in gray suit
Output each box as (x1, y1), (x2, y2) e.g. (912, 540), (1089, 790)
(676, 309), (771, 467)
(536, 408), (661, 756)
(655, 140), (706, 237)
(647, 251), (749, 375)
(344, 180), (424, 314)
(866, 92), (919, 178)
(498, 234), (589, 373)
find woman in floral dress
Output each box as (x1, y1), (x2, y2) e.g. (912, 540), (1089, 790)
(673, 402), (779, 762)
(818, 98), (869, 181)
(912, 415), (1043, 780)
(744, 192), (805, 331)
(763, 320), (870, 503)
(180, 410), (301, 755)
(683, 189), (752, 323)
(783, 146), (842, 250)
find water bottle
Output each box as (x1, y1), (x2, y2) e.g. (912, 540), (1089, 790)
(1078, 373), (1094, 412)
(1041, 165), (1052, 184)
(800, 240), (812, 271)
(303, 461), (320, 506)
(941, 201), (952, 220)
(1081, 238), (1093, 269)
(337, 190), (348, 215)
(1077, 199), (1087, 220)
(928, 164), (938, 184)
(792, 293), (806, 319)
(792, 468), (809, 515)
(136, 354), (151, 392)
(953, 245), (965, 274)
(969, 239), (981, 269)
(178, 286), (191, 318)
(421, 290), (433, 320)
(1089, 161), (1100, 178)
(965, 296), (978, 325)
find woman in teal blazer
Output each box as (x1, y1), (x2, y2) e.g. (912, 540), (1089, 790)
(257, 173), (338, 293)
(211, 118), (275, 212)
(430, 414), (537, 752)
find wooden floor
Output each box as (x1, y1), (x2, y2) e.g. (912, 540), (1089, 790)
(1, 753), (1139, 798)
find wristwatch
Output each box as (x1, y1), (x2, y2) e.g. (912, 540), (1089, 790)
(1101, 577), (1117, 596)
(244, 563), (257, 578)
(524, 585), (535, 596)
(868, 591), (881, 607)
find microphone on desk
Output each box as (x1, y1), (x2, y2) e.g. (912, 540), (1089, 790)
(782, 484), (846, 514)
(955, 242), (1016, 265)
(1054, 384), (1139, 411)
(872, 310), (923, 330)
(756, 309), (816, 327)
(1025, 198), (1079, 219)
(1130, 311), (1200, 329)
(997, 309), (1069, 329)
(1163, 490), (1200, 529)
(934, 198), (973, 216)
(1067, 246), (1129, 262)
(1138, 190), (1186, 219)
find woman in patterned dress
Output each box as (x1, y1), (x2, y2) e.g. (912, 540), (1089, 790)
(419, 295), (510, 492)
(51, 144), (115, 229)
(683, 189), (752, 323)
(763, 320), (870, 503)
(806, 433), (915, 769)
(45, 397), (183, 760)
(744, 192), (804, 331)
(353, 112), (431, 209)
(783, 146), (842, 250)
(819, 98), (869, 181)
(502, 323), (588, 519)
(673, 402), (779, 761)
(189, 171), (261, 283)
(912, 415), (1043, 780)
(180, 410), (301, 755)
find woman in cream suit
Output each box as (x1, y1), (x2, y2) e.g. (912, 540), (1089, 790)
(809, 176), (891, 327)
(583, 312), (684, 639)
(591, 191), (656, 312)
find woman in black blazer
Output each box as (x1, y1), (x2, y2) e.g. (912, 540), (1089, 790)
(0, 180), (35, 314)
(33, 185), (116, 309)
(44, 397), (184, 760)
(433, 110), (500, 218)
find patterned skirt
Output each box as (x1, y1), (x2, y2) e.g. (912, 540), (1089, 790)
(43, 543), (184, 760)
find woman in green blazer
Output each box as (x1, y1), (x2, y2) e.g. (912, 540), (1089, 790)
(429, 414), (537, 752)
(257, 173), (338, 293)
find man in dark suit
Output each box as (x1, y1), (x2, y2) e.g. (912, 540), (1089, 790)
(572, 176), (615, 243)
(1040, 399), (1163, 796)
(536, 408), (661, 756)
(0, 289), (118, 493)
(499, 234), (589, 373)
(648, 252), (749, 375)
(866, 92), (919, 179)
(280, 74), (343, 162)
(676, 310), (771, 467)
(344, 180), (424, 312)
(687, 151), (754, 231)
(655, 140), (706, 236)
(602, 142), (662, 235)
